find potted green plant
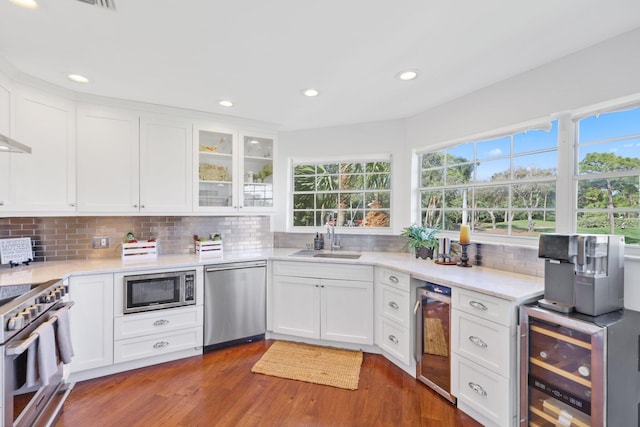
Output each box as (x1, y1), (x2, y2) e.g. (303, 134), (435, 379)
(401, 225), (439, 259)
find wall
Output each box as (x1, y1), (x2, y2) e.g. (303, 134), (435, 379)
(273, 119), (409, 233)
(0, 216), (272, 262)
(274, 27), (640, 307)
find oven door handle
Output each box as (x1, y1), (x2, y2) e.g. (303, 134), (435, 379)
(5, 301), (74, 357)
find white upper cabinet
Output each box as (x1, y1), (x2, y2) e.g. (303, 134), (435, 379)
(240, 132), (275, 212)
(194, 125), (237, 213)
(139, 116), (193, 213)
(194, 124), (275, 213)
(76, 104), (140, 213)
(9, 86), (76, 213)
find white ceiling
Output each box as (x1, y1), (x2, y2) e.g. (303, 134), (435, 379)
(2, 0), (640, 131)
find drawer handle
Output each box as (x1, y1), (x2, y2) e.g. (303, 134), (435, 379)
(389, 275), (399, 283)
(153, 319), (170, 327)
(388, 335), (399, 344)
(468, 382), (487, 396)
(388, 301), (399, 310)
(469, 301), (488, 311)
(468, 335), (488, 348)
(153, 341), (170, 349)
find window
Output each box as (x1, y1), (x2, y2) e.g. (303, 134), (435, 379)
(576, 106), (640, 245)
(291, 158), (391, 228)
(418, 121), (558, 237)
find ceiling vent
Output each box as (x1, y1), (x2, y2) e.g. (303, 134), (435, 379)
(75, 0), (116, 11)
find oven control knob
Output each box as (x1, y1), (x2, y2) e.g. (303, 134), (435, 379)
(56, 286), (66, 297)
(7, 314), (25, 331)
(19, 309), (31, 323)
(28, 305), (39, 317)
(32, 303), (43, 313)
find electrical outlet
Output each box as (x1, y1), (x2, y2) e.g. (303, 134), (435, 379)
(92, 236), (110, 249)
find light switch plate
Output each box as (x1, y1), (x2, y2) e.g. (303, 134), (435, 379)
(92, 236), (109, 249)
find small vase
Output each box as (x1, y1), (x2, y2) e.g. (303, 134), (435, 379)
(415, 247), (433, 260)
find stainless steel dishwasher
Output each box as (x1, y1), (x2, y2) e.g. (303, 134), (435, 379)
(204, 260), (267, 351)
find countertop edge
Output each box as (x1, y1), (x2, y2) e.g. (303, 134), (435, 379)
(0, 248), (544, 302)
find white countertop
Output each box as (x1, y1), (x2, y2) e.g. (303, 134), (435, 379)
(0, 248), (543, 302)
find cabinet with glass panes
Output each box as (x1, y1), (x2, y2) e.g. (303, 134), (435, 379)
(194, 126), (275, 212)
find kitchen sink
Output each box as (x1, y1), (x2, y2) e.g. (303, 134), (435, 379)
(313, 252), (361, 259)
(289, 250), (361, 259)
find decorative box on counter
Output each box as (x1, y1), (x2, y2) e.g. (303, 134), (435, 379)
(196, 239), (223, 260)
(121, 241), (158, 260)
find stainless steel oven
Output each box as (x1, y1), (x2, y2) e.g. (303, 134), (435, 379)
(415, 282), (456, 404)
(123, 270), (196, 314)
(2, 279), (75, 427)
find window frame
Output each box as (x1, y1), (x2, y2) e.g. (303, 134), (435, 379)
(415, 118), (558, 242)
(413, 97), (640, 256)
(288, 153), (394, 234)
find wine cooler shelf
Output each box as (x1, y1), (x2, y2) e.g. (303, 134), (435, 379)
(520, 305), (640, 427)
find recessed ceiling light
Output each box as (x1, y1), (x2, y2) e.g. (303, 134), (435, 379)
(250, 139), (260, 144)
(396, 70), (418, 81)
(67, 74), (89, 83)
(219, 100), (233, 107)
(302, 88), (319, 97)
(0, 146), (9, 151)
(10, 0), (38, 9)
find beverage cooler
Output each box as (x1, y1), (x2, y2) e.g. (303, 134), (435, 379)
(520, 305), (640, 426)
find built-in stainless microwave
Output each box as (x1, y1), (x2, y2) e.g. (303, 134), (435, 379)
(123, 270), (196, 314)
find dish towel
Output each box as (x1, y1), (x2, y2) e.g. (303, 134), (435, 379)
(26, 321), (57, 387)
(26, 339), (39, 388)
(50, 306), (74, 364)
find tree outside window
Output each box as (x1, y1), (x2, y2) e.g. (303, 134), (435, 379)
(292, 159), (391, 228)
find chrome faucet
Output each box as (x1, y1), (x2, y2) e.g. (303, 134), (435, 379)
(326, 215), (340, 251)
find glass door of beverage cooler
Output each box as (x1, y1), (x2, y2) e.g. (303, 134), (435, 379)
(520, 305), (605, 427)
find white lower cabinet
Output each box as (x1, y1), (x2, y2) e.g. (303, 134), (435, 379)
(68, 273), (114, 373)
(451, 287), (519, 427)
(375, 268), (412, 367)
(271, 261), (374, 345)
(113, 306), (203, 363)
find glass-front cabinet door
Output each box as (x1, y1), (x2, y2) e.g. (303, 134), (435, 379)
(241, 133), (274, 211)
(196, 127), (236, 211)
(195, 126), (275, 213)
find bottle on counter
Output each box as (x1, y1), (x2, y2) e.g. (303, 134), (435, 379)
(314, 233), (321, 250)
(319, 233), (324, 250)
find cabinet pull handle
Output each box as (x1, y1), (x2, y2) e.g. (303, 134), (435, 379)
(468, 382), (487, 396)
(70, 203), (76, 207)
(153, 341), (169, 349)
(388, 335), (399, 344)
(153, 319), (170, 327)
(133, 204), (138, 208)
(468, 335), (487, 348)
(0, 200), (4, 206)
(469, 301), (488, 311)
(388, 301), (399, 310)
(389, 275), (399, 283)
(140, 205), (145, 209)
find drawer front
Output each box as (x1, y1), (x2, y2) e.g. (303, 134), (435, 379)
(114, 306), (203, 340)
(380, 285), (410, 327)
(378, 268), (410, 291)
(379, 318), (410, 365)
(454, 288), (513, 326)
(114, 327), (203, 364)
(273, 261), (373, 281)
(452, 354), (510, 427)
(452, 309), (510, 376)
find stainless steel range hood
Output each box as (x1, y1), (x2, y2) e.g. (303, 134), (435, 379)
(0, 133), (31, 154)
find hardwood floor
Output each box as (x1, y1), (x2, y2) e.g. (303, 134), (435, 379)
(55, 340), (482, 427)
